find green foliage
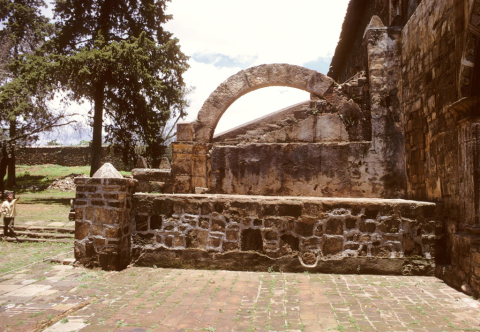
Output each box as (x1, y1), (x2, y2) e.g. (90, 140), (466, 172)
(53, 0), (190, 169)
(47, 139), (60, 146)
(0, 0), (58, 146)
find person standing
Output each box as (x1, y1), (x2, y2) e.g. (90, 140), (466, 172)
(1, 193), (20, 237)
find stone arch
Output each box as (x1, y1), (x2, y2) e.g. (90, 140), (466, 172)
(190, 63), (359, 143)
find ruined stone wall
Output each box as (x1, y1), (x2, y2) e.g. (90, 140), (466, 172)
(16, 146), (129, 170)
(131, 194), (443, 275)
(400, 0), (480, 294)
(208, 143), (389, 198)
(401, 0), (459, 202)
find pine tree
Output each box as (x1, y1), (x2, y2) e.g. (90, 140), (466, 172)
(54, 0), (189, 174)
(0, 0), (55, 187)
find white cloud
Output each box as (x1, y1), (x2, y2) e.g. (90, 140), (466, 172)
(166, 0), (349, 65)
(165, 0), (349, 134)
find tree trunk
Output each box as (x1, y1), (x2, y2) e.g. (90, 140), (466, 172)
(7, 120), (15, 187)
(90, 79), (106, 176)
(0, 145), (9, 199)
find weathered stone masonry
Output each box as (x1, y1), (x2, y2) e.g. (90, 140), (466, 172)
(16, 146), (128, 170)
(73, 177), (136, 270)
(328, 0), (480, 295)
(130, 194), (443, 275)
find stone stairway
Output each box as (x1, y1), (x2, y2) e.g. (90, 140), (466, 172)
(1, 226), (74, 243)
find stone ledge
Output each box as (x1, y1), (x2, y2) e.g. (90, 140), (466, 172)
(133, 193), (438, 207)
(132, 248), (436, 276)
(74, 177), (137, 187)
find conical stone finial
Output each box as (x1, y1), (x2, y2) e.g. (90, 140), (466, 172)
(368, 15), (385, 29)
(92, 163), (123, 178)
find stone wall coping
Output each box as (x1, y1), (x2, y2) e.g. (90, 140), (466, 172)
(132, 168), (171, 176)
(173, 141), (373, 147)
(74, 177), (137, 187)
(133, 193), (437, 206)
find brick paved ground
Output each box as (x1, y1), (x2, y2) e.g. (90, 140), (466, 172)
(1, 261), (480, 332)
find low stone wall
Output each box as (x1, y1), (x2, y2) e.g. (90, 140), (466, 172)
(16, 146), (129, 170)
(131, 194), (444, 275)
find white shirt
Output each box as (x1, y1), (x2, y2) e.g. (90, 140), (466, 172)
(2, 199), (17, 218)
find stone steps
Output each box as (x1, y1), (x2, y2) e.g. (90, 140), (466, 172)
(3, 237), (72, 243)
(13, 226), (74, 234)
(1, 226), (74, 243)
(2, 231), (73, 239)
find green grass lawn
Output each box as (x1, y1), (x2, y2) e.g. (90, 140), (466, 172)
(0, 241), (71, 274)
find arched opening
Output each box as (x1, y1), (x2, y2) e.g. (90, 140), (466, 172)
(213, 87), (310, 137)
(187, 63), (365, 143)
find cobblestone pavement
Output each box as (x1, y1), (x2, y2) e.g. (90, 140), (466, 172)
(0, 263), (479, 332)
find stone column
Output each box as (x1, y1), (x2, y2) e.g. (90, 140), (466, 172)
(365, 15), (407, 198)
(74, 163), (136, 270)
(172, 121), (209, 193)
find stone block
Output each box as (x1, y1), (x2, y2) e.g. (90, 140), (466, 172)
(316, 113), (348, 142)
(150, 215), (163, 230)
(176, 122), (194, 141)
(280, 234), (300, 252)
(135, 215), (149, 231)
(302, 203), (320, 217)
(105, 227), (119, 238)
(326, 218), (344, 235)
(345, 243), (360, 250)
(75, 221), (90, 240)
(378, 217), (400, 233)
(302, 237), (321, 249)
(223, 241), (239, 251)
(75, 207), (84, 222)
(295, 220), (315, 237)
(199, 217), (210, 229)
(211, 219), (226, 232)
(85, 207), (94, 221)
(264, 230), (279, 241)
(241, 229), (263, 252)
(153, 199), (174, 216)
(323, 236), (343, 255)
(278, 204), (302, 217)
(92, 224), (103, 236)
(94, 208), (120, 225)
(345, 217), (357, 229)
(186, 230), (209, 249)
(174, 235), (185, 247)
(371, 245), (392, 258)
(173, 175), (191, 193)
(209, 236), (222, 248)
(133, 233), (155, 246)
(226, 229), (239, 241)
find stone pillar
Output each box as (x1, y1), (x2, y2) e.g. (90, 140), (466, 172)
(458, 121), (480, 226)
(172, 121), (210, 194)
(365, 15), (407, 198)
(74, 164), (136, 270)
